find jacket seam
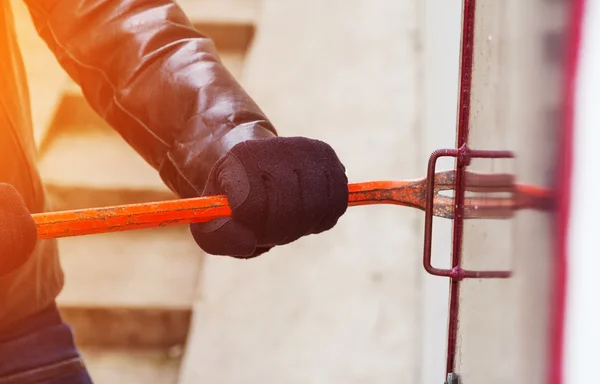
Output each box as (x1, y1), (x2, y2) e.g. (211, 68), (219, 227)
(165, 151), (202, 196)
(36, 10), (207, 196)
(22, 0), (56, 34)
(27, 5), (272, 198)
(43, 21), (171, 150)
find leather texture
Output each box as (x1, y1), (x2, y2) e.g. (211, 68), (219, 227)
(0, 0), (277, 329)
(23, 0), (278, 197)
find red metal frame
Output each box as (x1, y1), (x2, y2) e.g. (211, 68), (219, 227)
(423, 147), (513, 281)
(447, 0), (475, 375)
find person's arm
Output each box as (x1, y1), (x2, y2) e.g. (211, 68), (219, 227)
(0, 184), (37, 277)
(23, 0), (275, 197)
(23, 0), (348, 258)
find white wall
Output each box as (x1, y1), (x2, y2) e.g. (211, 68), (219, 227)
(419, 0), (462, 383)
(564, 1), (600, 381)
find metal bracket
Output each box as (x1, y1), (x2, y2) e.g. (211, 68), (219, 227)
(422, 147), (553, 281)
(423, 148), (513, 280)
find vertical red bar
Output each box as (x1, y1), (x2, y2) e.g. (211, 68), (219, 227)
(550, 0), (585, 383)
(445, 0), (477, 375)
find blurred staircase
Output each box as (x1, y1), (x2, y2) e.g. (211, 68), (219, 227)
(12, 0), (260, 382)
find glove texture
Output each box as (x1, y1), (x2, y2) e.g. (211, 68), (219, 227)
(0, 184), (37, 276)
(191, 137), (349, 258)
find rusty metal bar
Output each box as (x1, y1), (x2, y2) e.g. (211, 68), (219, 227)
(33, 169), (552, 240)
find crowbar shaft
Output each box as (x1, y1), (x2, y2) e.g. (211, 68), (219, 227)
(33, 170), (552, 239)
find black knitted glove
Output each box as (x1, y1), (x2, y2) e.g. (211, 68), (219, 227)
(0, 184), (37, 275)
(191, 137), (349, 258)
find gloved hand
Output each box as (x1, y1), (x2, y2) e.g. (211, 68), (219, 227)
(0, 184), (38, 276)
(191, 137), (349, 258)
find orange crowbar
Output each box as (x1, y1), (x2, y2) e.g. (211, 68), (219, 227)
(33, 170), (552, 239)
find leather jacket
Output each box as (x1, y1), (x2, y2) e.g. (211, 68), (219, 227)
(0, 0), (276, 329)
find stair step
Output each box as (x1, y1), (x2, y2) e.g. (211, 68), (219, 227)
(178, 0), (260, 25)
(38, 121), (174, 210)
(57, 226), (203, 348)
(61, 306), (191, 349)
(81, 347), (181, 384)
(191, 23), (255, 52)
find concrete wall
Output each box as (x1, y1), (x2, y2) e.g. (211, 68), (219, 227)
(179, 0), (424, 382)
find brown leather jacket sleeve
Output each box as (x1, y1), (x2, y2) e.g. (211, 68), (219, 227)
(23, 0), (277, 197)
